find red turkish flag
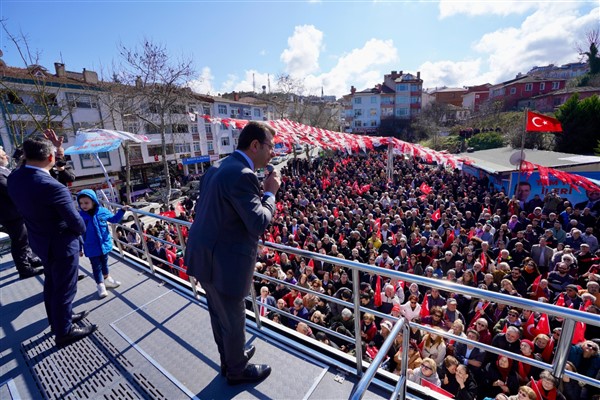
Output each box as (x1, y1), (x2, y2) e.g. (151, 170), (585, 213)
(419, 182), (432, 194)
(420, 294), (430, 318)
(572, 321), (586, 344)
(431, 208), (441, 222)
(536, 313), (550, 335)
(524, 312), (537, 340)
(420, 379), (454, 398)
(525, 111), (562, 132)
(374, 275), (382, 307)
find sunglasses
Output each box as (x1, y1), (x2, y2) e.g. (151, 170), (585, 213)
(421, 365), (432, 371)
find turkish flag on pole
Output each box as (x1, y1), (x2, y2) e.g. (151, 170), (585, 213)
(526, 110), (563, 132)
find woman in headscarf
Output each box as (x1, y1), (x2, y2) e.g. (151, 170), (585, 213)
(481, 355), (520, 399)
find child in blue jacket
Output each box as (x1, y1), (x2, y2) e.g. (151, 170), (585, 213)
(77, 189), (127, 298)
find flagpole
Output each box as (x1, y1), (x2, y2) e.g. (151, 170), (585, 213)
(520, 108), (528, 176)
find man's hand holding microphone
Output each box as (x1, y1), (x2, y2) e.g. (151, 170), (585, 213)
(263, 164), (281, 196)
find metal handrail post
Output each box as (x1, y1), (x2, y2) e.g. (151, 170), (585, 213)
(132, 213), (155, 274)
(552, 318), (576, 379)
(350, 318), (406, 400)
(249, 283), (263, 330)
(352, 267), (363, 377)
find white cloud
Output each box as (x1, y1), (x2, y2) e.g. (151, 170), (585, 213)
(280, 25), (324, 76)
(419, 59), (483, 88)
(425, 3), (598, 88)
(219, 70), (273, 94)
(259, 49), (267, 56)
(188, 66), (215, 95)
(315, 38), (399, 96)
(439, 0), (537, 19)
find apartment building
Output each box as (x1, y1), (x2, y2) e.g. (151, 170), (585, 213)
(344, 70), (423, 135)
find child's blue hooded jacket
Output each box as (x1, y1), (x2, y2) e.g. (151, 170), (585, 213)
(76, 189), (125, 257)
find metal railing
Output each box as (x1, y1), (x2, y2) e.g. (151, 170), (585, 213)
(107, 202), (600, 399)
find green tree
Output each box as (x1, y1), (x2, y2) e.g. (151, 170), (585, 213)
(467, 131), (505, 151)
(555, 94), (600, 154)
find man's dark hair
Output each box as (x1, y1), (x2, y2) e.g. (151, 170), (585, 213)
(515, 181), (531, 191)
(22, 137), (54, 162)
(237, 121), (276, 150)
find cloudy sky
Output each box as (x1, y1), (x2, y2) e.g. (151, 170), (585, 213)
(2, 1), (597, 98)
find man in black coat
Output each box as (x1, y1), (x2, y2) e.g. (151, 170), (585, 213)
(0, 146), (43, 279)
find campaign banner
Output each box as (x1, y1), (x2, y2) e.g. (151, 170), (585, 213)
(509, 171), (600, 209)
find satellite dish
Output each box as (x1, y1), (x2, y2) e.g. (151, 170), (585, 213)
(509, 151), (526, 166)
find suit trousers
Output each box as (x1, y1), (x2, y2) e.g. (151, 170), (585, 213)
(43, 252), (79, 338)
(2, 218), (37, 272)
(202, 282), (248, 375)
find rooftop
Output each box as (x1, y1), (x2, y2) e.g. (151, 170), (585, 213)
(457, 146), (600, 174)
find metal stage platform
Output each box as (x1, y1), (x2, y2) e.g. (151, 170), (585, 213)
(1, 253), (390, 400)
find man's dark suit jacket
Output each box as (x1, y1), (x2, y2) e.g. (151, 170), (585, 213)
(0, 165), (21, 223)
(184, 152), (275, 299)
(7, 166), (85, 261)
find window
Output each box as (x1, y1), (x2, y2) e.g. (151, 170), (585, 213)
(410, 96), (420, 104)
(190, 124), (198, 133)
(174, 143), (191, 153)
(243, 109), (251, 117)
(370, 120), (377, 127)
(396, 84), (408, 91)
(370, 108), (377, 116)
(371, 96), (377, 104)
(552, 82), (560, 89)
(253, 108), (261, 117)
(395, 108), (409, 117)
(510, 88), (517, 95)
(66, 93), (98, 109)
(381, 97), (394, 105)
(354, 97), (362, 104)
(540, 82), (545, 90)
(204, 124), (212, 134)
(525, 83), (532, 91)
(193, 142), (201, 152)
(217, 104), (227, 114)
(148, 144), (174, 157)
(354, 120), (362, 127)
(354, 109), (362, 117)
(221, 137), (230, 146)
(221, 122), (229, 130)
(410, 84), (421, 91)
(207, 141), (213, 151)
(170, 104), (186, 114)
(145, 123), (160, 134)
(203, 106), (211, 115)
(79, 152), (110, 168)
(171, 124), (188, 133)
(230, 108), (239, 117)
(396, 95), (409, 104)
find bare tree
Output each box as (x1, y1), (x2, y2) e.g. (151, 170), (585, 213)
(114, 39), (195, 206)
(0, 21), (93, 154)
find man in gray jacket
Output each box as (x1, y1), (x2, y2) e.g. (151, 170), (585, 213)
(184, 122), (280, 385)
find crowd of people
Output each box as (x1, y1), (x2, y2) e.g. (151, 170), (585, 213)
(121, 147), (600, 399)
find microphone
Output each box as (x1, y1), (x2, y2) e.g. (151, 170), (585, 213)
(265, 164), (275, 175)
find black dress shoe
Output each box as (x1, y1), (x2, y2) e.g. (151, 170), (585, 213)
(226, 363), (271, 385)
(55, 325), (98, 348)
(18, 267), (44, 280)
(72, 310), (90, 323)
(220, 345), (256, 376)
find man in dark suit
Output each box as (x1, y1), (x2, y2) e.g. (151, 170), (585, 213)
(575, 189), (600, 218)
(184, 122), (280, 385)
(7, 137), (96, 347)
(530, 237), (553, 275)
(0, 146), (43, 279)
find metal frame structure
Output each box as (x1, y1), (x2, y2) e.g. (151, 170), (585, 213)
(108, 203), (600, 399)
